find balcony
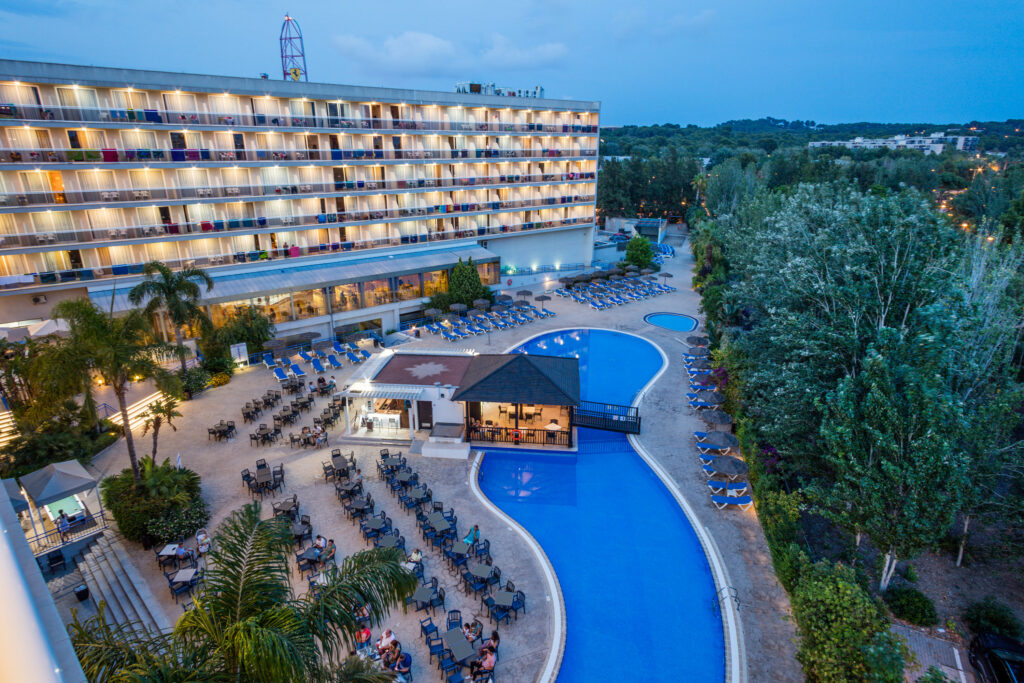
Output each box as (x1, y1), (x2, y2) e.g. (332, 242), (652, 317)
(0, 214), (596, 290)
(0, 171), (596, 209)
(0, 146), (598, 166)
(1, 102), (598, 135)
(0, 194), (595, 249)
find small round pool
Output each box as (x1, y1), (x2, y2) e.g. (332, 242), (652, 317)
(644, 312), (699, 332)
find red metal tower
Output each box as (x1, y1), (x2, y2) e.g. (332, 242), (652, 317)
(280, 14), (308, 82)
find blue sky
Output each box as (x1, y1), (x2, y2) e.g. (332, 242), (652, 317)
(1, 0), (1021, 126)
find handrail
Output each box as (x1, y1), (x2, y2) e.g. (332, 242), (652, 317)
(0, 171), (597, 209)
(1, 215), (595, 290)
(2, 102), (598, 134)
(0, 195), (596, 248)
(27, 510), (107, 556)
(0, 146), (598, 165)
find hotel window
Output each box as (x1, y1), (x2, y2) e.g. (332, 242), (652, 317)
(0, 83), (41, 106)
(210, 299), (253, 327)
(476, 261), (499, 285)
(293, 288), (327, 319)
(395, 273), (422, 301)
(255, 292), (293, 323)
(111, 90), (149, 110)
(361, 278), (394, 307)
(332, 282), (361, 312)
(422, 269), (448, 297)
(56, 87), (99, 110)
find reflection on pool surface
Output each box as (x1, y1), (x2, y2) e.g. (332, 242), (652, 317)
(644, 312), (699, 332)
(478, 329), (724, 682)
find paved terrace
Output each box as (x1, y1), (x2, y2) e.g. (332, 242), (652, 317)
(90, 238), (800, 682)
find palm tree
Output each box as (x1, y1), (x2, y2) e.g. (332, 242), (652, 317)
(53, 299), (177, 481)
(129, 261), (214, 374)
(68, 503), (415, 682)
(141, 397), (181, 460)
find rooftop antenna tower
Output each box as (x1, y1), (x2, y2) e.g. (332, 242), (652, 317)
(280, 14), (308, 82)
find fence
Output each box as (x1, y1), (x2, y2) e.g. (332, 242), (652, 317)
(572, 400), (642, 434)
(468, 425), (572, 447)
(27, 510), (108, 556)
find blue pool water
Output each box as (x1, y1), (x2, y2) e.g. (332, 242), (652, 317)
(478, 329), (724, 682)
(644, 312), (699, 332)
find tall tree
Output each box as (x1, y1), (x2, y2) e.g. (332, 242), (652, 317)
(141, 397), (181, 461)
(53, 299), (177, 481)
(129, 261), (214, 374)
(69, 503), (415, 682)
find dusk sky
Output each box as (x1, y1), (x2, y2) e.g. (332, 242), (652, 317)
(1, 0), (1021, 126)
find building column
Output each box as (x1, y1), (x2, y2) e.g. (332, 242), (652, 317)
(344, 398), (351, 435)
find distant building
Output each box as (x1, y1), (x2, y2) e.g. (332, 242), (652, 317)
(809, 131), (978, 155)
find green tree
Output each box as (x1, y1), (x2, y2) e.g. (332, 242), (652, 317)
(53, 299), (178, 481)
(623, 235), (654, 269)
(69, 503), (416, 682)
(129, 261), (214, 374)
(428, 258), (492, 311)
(141, 397), (181, 461)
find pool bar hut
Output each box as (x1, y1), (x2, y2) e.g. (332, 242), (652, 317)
(13, 460), (106, 557)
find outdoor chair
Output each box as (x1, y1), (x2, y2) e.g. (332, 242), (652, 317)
(712, 495), (754, 511)
(429, 586), (446, 614)
(446, 609), (462, 631)
(511, 590), (526, 618)
(45, 552), (66, 574)
(420, 615), (438, 639)
(708, 480), (748, 496)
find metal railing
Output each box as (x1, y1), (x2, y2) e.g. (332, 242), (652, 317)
(27, 510), (108, 556)
(1, 102), (598, 135)
(0, 171), (596, 209)
(0, 146), (598, 166)
(572, 401), (641, 434)
(0, 195), (595, 249)
(1, 215), (595, 289)
(468, 424), (572, 447)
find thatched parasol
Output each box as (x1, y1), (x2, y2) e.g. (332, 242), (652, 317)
(473, 298), (491, 310)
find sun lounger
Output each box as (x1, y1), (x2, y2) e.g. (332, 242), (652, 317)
(327, 354), (344, 369)
(359, 349), (371, 360)
(707, 481), (749, 496)
(273, 367), (289, 382)
(263, 353), (275, 368)
(441, 331), (458, 342)
(311, 358), (326, 374)
(712, 495), (753, 510)
(289, 364), (306, 378)
(299, 350), (314, 363)
(345, 352), (361, 364)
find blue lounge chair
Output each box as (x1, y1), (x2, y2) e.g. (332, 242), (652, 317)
(359, 349), (371, 360)
(441, 331), (458, 342)
(346, 352), (362, 364)
(299, 350), (314, 363)
(290, 364), (307, 378)
(708, 481), (749, 496)
(311, 358), (326, 374)
(327, 354), (344, 369)
(263, 353), (275, 368)
(333, 341), (347, 355)
(712, 495), (753, 511)
(273, 367), (288, 382)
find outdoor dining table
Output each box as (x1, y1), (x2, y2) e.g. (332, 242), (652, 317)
(376, 535), (400, 548)
(172, 567), (196, 583)
(338, 480), (360, 493)
(255, 469), (272, 487)
(158, 543), (179, 558)
(409, 486), (428, 501)
(426, 512), (451, 533)
(467, 561), (492, 580)
(273, 498), (297, 515)
(291, 522), (309, 538)
(711, 455), (749, 480)
(451, 541), (470, 556)
(256, 426), (272, 442)
(396, 471), (414, 483)
(381, 456), (403, 468)
(410, 584), (434, 607)
(492, 590), (515, 608)
(363, 517), (385, 531)
(443, 628), (476, 664)
(331, 454), (350, 469)
(298, 547), (319, 562)
(349, 497), (370, 511)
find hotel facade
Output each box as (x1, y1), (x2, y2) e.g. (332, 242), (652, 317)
(0, 61), (599, 339)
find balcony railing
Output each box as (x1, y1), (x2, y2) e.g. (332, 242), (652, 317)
(27, 510), (107, 556)
(0, 194), (595, 248)
(468, 424), (572, 447)
(0, 215), (595, 289)
(0, 171), (596, 209)
(0, 146), (597, 165)
(1, 102), (598, 134)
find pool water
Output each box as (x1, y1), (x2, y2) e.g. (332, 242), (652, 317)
(478, 329), (724, 682)
(644, 312), (699, 332)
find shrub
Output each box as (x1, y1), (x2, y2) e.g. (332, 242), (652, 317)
(901, 564), (918, 583)
(178, 367), (210, 398)
(202, 356), (235, 377)
(100, 456), (206, 547)
(883, 586), (938, 627)
(917, 666), (952, 682)
(209, 372), (231, 388)
(963, 596), (1023, 639)
(623, 235), (654, 268)
(0, 411), (121, 479)
(146, 498), (210, 545)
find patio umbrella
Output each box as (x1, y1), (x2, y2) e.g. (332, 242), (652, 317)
(449, 303), (468, 313)
(643, 275), (657, 281)
(686, 335), (709, 346)
(534, 294), (551, 310)
(296, 331), (320, 341)
(0, 327), (29, 343)
(697, 390), (725, 405)
(514, 299), (530, 308)
(592, 278), (607, 284)
(467, 309), (485, 318)
(641, 268), (655, 275)
(491, 305), (508, 313)
(702, 410), (733, 426)
(687, 347), (710, 357)
(625, 264), (639, 271)
(609, 274), (624, 281)
(424, 307), (442, 318)
(473, 298), (491, 310)
(660, 272), (674, 282)
(704, 431), (740, 449)
(688, 358), (712, 370)
(496, 294), (513, 303)
(263, 338), (287, 349)
(516, 289), (533, 298)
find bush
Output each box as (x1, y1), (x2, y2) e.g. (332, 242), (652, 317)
(963, 596), (1023, 639)
(201, 355), (235, 377)
(917, 666), (952, 682)
(623, 235), (654, 268)
(883, 586), (938, 626)
(100, 456), (206, 547)
(209, 372), (231, 388)
(146, 498), (210, 545)
(0, 408), (121, 478)
(178, 367), (210, 398)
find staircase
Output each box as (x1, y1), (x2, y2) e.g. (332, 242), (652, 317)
(0, 410), (14, 449)
(106, 391), (166, 434)
(75, 532), (174, 636)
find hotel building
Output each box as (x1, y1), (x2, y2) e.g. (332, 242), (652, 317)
(0, 61), (599, 340)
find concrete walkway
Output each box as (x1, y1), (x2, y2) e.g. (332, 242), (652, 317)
(89, 238), (801, 682)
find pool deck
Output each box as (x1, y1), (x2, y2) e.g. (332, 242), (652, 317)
(89, 233), (800, 682)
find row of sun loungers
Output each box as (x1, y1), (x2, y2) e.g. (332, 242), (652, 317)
(263, 342), (373, 382)
(424, 307), (556, 342)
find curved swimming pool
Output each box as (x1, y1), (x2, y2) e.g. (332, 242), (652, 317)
(478, 329), (724, 682)
(644, 312), (699, 332)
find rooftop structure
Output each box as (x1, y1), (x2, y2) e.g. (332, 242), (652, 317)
(0, 60), (600, 341)
(808, 131), (979, 155)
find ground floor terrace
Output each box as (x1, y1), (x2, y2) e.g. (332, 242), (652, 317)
(79, 238), (800, 682)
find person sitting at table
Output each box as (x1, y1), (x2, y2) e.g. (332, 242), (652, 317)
(479, 631), (500, 654)
(470, 646), (496, 677)
(463, 524), (480, 546)
(381, 641), (400, 670)
(314, 535), (326, 551)
(462, 621), (481, 643)
(317, 375), (327, 387)
(391, 648), (412, 679)
(308, 381), (316, 393)
(353, 468), (363, 485)
(328, 375), (337, 389)
(375, 628), (396, 655)
(175, 544), (195, 565)
(354, 624), (371, 651)
(354, 602), (370, 623)
(319, 539), (336, 566)
(408, 548), (422, 563)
